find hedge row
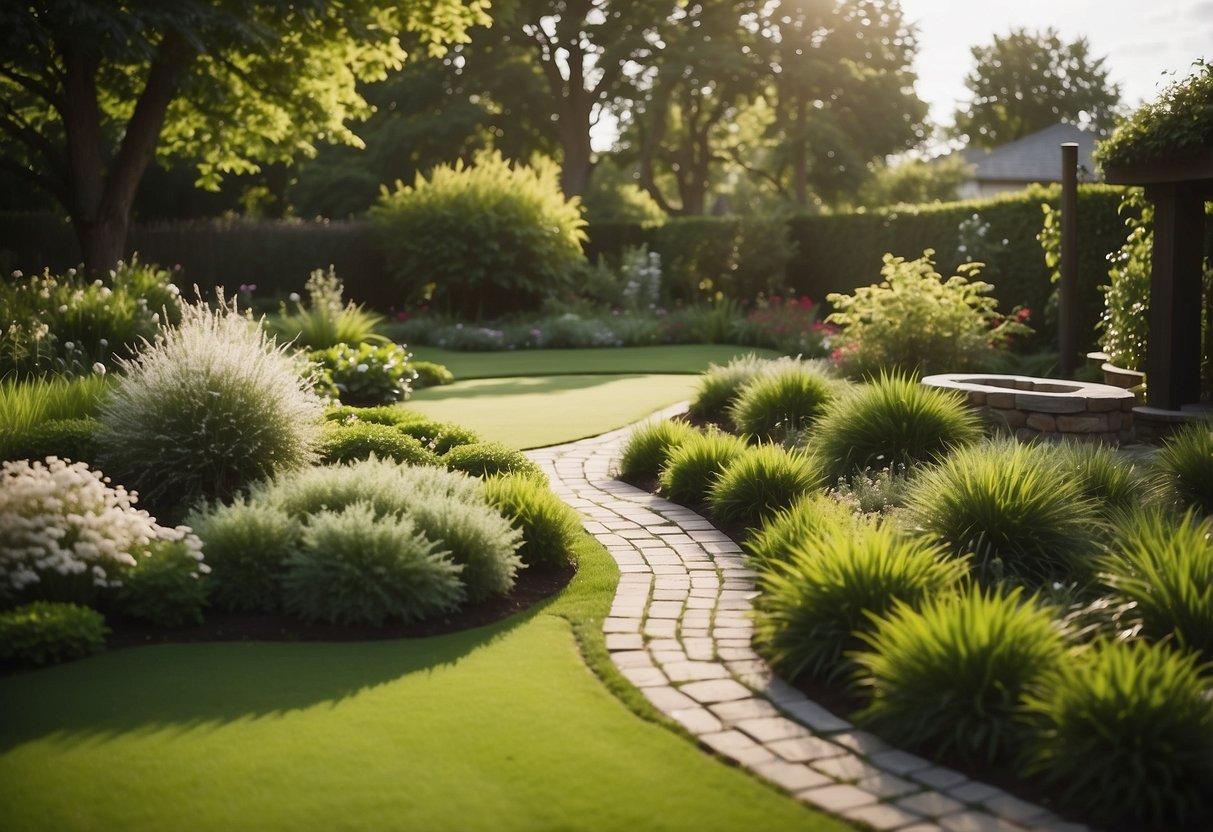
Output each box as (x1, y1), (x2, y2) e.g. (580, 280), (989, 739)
(0, 185), (1144, 346)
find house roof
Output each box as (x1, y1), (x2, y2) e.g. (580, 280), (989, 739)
(963, 123), (1099, 183)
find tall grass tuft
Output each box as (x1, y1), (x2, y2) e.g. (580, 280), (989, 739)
(267, 266), (386, 349)
(0, 374), (111, 459)
(1053, 440), (1146, 516)
(707, 444), (824, 532)
(97, 295), (325, 512)
(483, 473), (582, 571)
(1155, 420), (1213, 513)
(728, 362), (837, 441)
(1023, 639), (1213, 829)
(810, 372), (981, 480)
(1098, 508), (1213, 658)
(688, 354), (775, 422)
(745, 493), (858, 569)
(618, 419), (698, 481)
(905, 439), (1101, 585)
(658, 429), (749, 506)
(755, 518), (967, 681)
(852, 586), (1066, 766)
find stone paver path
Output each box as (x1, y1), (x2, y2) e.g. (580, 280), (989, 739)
(528, 406), (1090, 832)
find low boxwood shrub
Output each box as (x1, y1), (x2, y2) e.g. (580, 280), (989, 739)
(618, 419), (698, 481)
(311, 341), (416, 406)
(443, 441), (546, 482)
(706, 444), (824, 532)
(1155, 420), (1213, 514)
(810, 373), (981, 480)
(483, 473), (581, 571)
(744, 493), (858, 569)
(411, 361), (455, 388)
(905, 439), (1101, 585)
(318, 421), (441, 467)
(324, 404), (428, 428)
(1023, 639), (1213, 829)
(282, 503), (465, 626)
(0, 601), (110, 667)
(852, 586), (1066, 766)
(186, 499), (297, 613)
(0, 417), (101, 466)
(658, 429), (749, 506)
(397, 419), (481, 454)
(728, 362), (837, 441)
(1098, 508), (1213, 658)
(755, 518), (967, 682)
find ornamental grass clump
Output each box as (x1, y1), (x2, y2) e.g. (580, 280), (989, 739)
(1155, 420), (1213, 514)
(97, 294), (325, 511)
(658, 429), (749, 506)
(707, 444), (824, 532)
(755, 518), (968, 682)
(852, 586), (1067, 766)
(267, 266), (386, 350)
(1098, 508), (1213, 658)
(744, 493), (858, 569)
(0, 601), (110, 667)
(618, 419), (698, 481)
(0, 374), (111, 460)
(483, 473), (581, 572)
(728, 362), (837, 441)
(1022, 639), (1213, 829)
(688, 354), (777, 422)
(905, 439), (1101, 585)
(811, 372), (981, 480)
(1053, 440), (1147, 516)
(0, 458), (207, 609)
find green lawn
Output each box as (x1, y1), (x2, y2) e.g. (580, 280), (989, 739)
(410, 344), (780, 379)
(0, 345), (850, 832)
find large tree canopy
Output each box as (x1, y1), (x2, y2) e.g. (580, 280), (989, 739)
(952, 27), (1121, 149)
(0, 0), (489, 271)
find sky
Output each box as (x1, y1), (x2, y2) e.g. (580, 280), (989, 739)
(900, 0), (1213, 127)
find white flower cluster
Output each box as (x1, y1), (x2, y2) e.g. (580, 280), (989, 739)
(0, 457), (207, 602)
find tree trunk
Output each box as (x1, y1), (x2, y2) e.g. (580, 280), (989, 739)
(559, 124), (593, 196)
(74, 213), (129, 272)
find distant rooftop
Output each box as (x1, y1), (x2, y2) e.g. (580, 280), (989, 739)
(963, 123), (1099, 184)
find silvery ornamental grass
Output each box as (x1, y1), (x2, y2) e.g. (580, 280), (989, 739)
(0, 457), (206, 606)
(97, 292), (325, 511)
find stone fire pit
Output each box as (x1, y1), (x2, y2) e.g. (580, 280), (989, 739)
(921, 373), (1136, 444)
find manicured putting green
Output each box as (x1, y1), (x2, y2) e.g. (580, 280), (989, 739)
(410, 344), (781, 380)
(0, 539), (847, 832)
(407, 374), (701, 449)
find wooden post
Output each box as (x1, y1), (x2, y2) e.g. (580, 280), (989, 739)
(1059, 143), (1079, 377)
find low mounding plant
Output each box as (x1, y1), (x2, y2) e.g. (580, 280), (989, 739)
(483, 474), (581, 571)
(658, 429), (749, 505)
(267, 266), (386, 350)
(369, 150), (587, 319)
(411, 361), (455, 388)
(311, 341), (417, 406)
(728, 362), (837, 441)
(826, 250), (1030, 379)
(1023, 639), (1213, 829)
(688, 354), (777, 422)
(1053, 440), (1146, 515)
(1099, 509), (1213, 658)
(443, 442), (546, 481)
(756, 518), (967, 682)
(1155, 420), (1213, 514)
(618, 419), (698, 481)
(744, 493), (857, 569)
(1, 418), (101, 467)
(397, 419), (482, 455)
(827, 465), (912, 518)
(114, 538), (210, 627)
(852, 586), (1066, 766)
(318, 421), (440, 467)
(97, 294), (325, 511)
(811, 373), (981, 480)
(905, 439), (1101, 584)
(707, 444), (823, 532)
(325, 405), (429, 429)
(0, 601), (110, 667)
(186, 499), (297, 612)
(283, 503), (465, 626)
(0, 457), (208, 608)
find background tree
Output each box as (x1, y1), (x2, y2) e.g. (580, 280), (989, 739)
(953, 27), (1122, 148)
(0, 0), (489, 272)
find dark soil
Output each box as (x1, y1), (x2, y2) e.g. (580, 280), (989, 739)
(104, 563), (576, 651)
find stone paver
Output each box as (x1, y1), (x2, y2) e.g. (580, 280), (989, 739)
(526, 407), (1090, 832)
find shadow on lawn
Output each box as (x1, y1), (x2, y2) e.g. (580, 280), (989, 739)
(411, 374), (651, 401)
(0, 599), (552, 751)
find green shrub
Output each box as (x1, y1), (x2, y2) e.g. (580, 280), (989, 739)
(1, 417), (101, 466)
(369, 150), (587, 319)
(688, 354), (777, 422)
(318, 421), (441, 467)
(411, 361), (454, 388)
(282, 503), (465, 626)
(1023, 639), (1213, 828)
(1097, 60), (1213, 168)
(311, 341), (417, 406)
(1156, 420), (1213, 513)
(443, 441), (546, 481)
(811, 373), (982, 480)
(1097, 190), (1152, 371)
(185, 499), (298, 612)
(397, 419), (481, 455)
(267, 266), (386, 350)
(483, 473), (581, 572)
(905, 439), (1101, 584)
(324, 404), (429, 428)
(744, 493), (858, 569)
(658, 429), (749, 506)
(826, 250), (1030, 379)
(97, 295), (325, 512)
(0, 601), (109, 667)
(853, 587), (1066, 765)
(1099, 509), (1213, 658)
(0, 374), (111, 460)
(728, 362), (838, 441)
(618, 419), (698, 481)
(1053, 440), (1145, 515)
(112, 539), (209, 627)
(707, 444), (824, 532)
(756, 518), (967, 681)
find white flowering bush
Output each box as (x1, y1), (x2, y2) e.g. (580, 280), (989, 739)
(0, 458), (207, 610)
